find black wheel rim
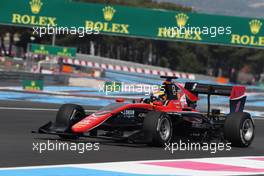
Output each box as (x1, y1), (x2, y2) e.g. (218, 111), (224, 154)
(158, 118), (171, 141)
(241, 119), (254, 141)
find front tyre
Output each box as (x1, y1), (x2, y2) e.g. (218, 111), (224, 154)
(56, 104), (86, 140)
(143, 111), (173, 146)
(224, 112), (255, 147)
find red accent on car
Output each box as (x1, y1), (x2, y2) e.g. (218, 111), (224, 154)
(175, 83), (199, 102)
(230, 86), (246, 100)
(153, 101), (163, 106)
(72, 103), (153, 133)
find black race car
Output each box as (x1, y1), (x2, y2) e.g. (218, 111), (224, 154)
(34, 76), (255, 147)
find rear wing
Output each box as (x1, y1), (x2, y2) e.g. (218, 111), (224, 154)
(184, 82), (247, 113)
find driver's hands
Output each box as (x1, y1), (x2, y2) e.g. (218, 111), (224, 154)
(142, 93), (156, 104)
(142, 98), (151, 104)
(142, 93), (164, 104)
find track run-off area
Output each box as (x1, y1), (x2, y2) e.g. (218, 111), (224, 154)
(0, 100), (264, 175)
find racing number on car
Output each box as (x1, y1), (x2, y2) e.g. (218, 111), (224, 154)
(172, 85), (177, 95)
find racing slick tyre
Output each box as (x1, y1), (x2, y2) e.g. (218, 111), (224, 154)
(143, 111), (173, 147)
(224, 112), (255, 147)
(56, 104), (86, 140)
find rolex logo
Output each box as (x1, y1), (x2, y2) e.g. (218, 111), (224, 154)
(249, 19), (262, 35)
(103, 6), (116, 21)
(175, 13), (189, 27)
(29, 0), (43, 14)
(63, 48), (68, 53)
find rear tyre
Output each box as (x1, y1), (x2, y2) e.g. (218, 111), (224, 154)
(56, 104), (86, 140)
(224, 112), (255, 147)
(143, 111), (173, 146)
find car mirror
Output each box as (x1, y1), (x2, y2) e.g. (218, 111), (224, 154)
(116, 98), (125, 103)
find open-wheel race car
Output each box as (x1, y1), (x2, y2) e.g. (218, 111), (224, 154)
(34, 76), (255, 147)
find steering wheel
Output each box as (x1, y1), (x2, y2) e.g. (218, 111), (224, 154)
(143, 93), (161, 104)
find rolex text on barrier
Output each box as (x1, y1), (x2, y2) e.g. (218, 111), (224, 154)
(0, 0), (263, 48)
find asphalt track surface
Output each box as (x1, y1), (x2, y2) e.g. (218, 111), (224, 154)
(0, 100), (264, 168)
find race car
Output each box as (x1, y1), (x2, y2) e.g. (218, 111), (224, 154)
(34, 76), (255, 147)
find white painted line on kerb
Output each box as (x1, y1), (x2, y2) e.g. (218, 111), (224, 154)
(0, 107), (97, 113)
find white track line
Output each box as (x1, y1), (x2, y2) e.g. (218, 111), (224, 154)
(0, 107), (96, 112)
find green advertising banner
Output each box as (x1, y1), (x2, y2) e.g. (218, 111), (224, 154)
(0, 0), (263, 48)
(29, 43), (76, 57)
(22, 80), (44, 91)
